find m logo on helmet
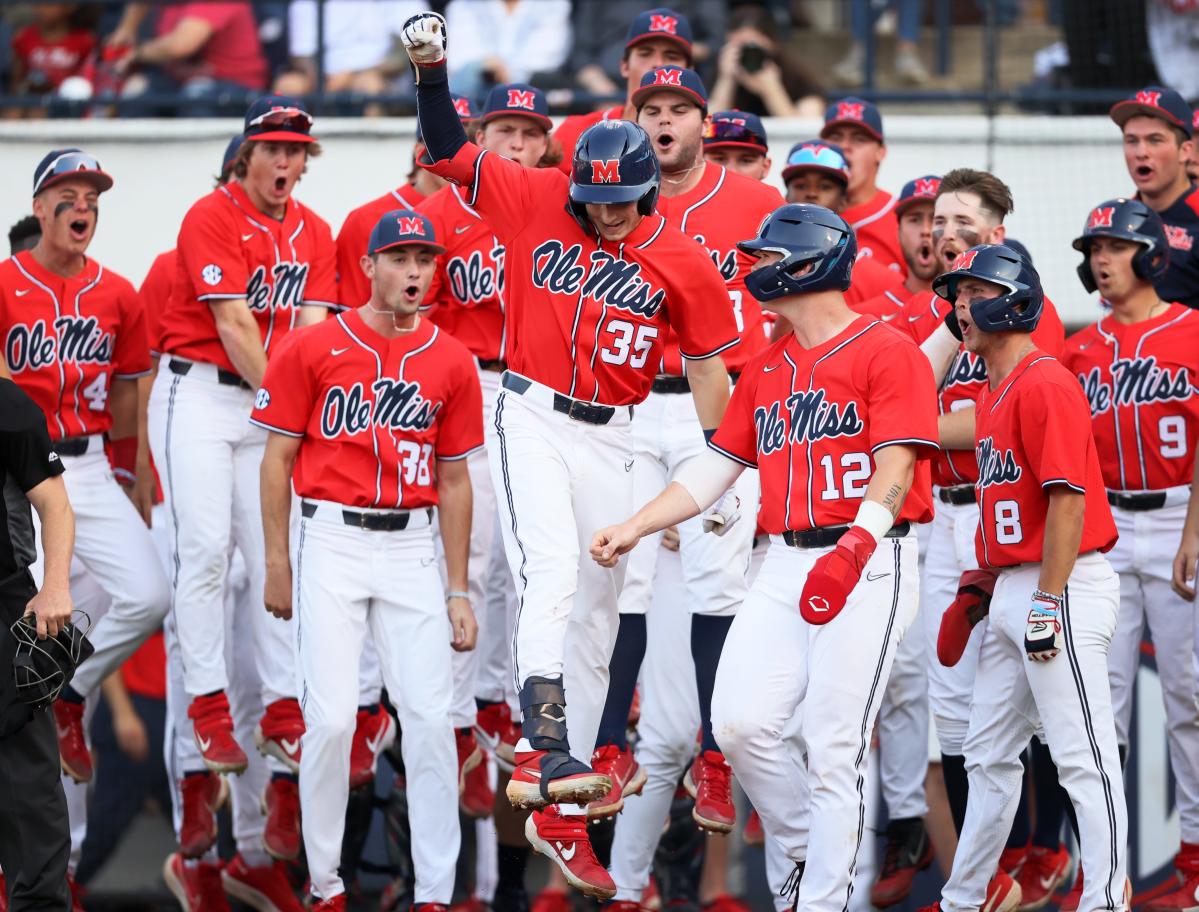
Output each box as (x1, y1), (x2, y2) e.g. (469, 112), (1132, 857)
(652, 68), (683, 87)
(506, 89), (536, 110)
(649, 14), (678, 34)
(1088, 207), (1115, 230)
(398, 216), (425, 235)
(836, 101), (864, 121)
(453, 97), (472, 118)
(1136, 90), (1162, 107)
(915, 177), (940, 197)
(954, 249), (980, 272)
(591, 159), (621, 184)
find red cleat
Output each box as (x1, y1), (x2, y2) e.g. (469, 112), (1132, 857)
(349, 704), (395, 789)
(1058, 867), (1083, 912)
(310, 895), (346, 912)
(474, 702), (518, 773)
(461, 752), (495, 818)
(586, 743), (647, 821)
(0, 872), (7, 912)
(189, 692), (248, 774)
(457, 729), (483, 795)
(871, 819), (933, 908)
(684, 750), (735, 833)
(1000, 844), (1028, 877)
(1143, 875), (1199, 912)
(704, 896), (751, 912)
(525, 806), (616, 899)
(605, 903), (643, 911)
(54, 700), (93, 783)
(983, 870), (1023, 912)
(506, 748), (611, 809)
(163, 851), (232, 912)
(220, 851), (305, 912)
(743, 809), (764, 847)
(255, 698), (304, 773)
(416, 906), (451, 912)
(180, 771), (228, 858)
(641, 877), (660, 911)
(530, 889), (572, 912)
(261, 777), (301, 861)
(1014, 844), (1071, 911)
(67, 873), (85, 912)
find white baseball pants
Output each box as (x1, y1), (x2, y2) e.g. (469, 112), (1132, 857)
(1106, 494), (1199, 843)
(943, 553), (1127, 912)
(488, 375), (633, 766)
(294, 504), (458, 904)
(877, 597), (930, 820)
(712, 534), (919, 912)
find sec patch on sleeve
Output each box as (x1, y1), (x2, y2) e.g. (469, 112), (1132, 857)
(202, 264), (223, 286)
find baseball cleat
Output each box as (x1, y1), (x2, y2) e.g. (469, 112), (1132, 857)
(999, 845), (1028, 877)
(349, 704), (395, 789)
(1014, 844), (1071, 911)
(53, 699), (93, 783)
(474, 701), (518, 773)
(1141, 875), (1199, 912)
(684, 750), (735, 833)
(604, 903), (643, 911)
(982, 870), (1023, 912)
(261, 777), (301, 861)
(456, 728), (484, 795)
(414, 905), (451, 912)
(163, 852), (232, 912)
(704, 896), (752, 912)
(525, 806), (617, 900)
(179, 771), (228, 859)
(529, 889), (572, 912)
(220, 852), (305, 912)
(586, 743), (647, 821)
(506, 748), (611, 808)
(743, 809), (765, 847)
(309, 895), (346, 912)
(871, 818), (934, 908)
(461, 751), (495, 818)
(1058, 867), (1083, 912)
(189, 691), (248, 774)
(255, 698), (305, 773)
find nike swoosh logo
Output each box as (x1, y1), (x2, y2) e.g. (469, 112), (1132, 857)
(556, 842), (577, 861)
(475, 728), (501, 752)
(197, 735), (212, 751)
(865, 571), (891, 581)
(15, 288), (31, 297)
(763, 364), (780, 373)
(365, 727), (388, 753)
(624, 459), (634, 471)
(907, 314), (922, 322)
(455, 225), (471, 234)
(331, 347), (350, 356)
(1078, 342), (1094, 350)
(1039, 875), (1058, 890)
(281, 738), (301, 755)
(242, 233), (255, 242)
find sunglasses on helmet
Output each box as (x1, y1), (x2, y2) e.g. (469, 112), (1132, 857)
(33, 151), (110, 197)
(706, 119), (767, 149)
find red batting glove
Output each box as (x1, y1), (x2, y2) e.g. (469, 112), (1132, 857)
(107, 435), (138, 486)
(799, 526), (878, 624)
(937, 569), (999, 666)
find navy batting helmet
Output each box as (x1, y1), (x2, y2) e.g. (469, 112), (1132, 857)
(1072, 198), (1169, 293)
(736, 204), (856, 302)
(568, 120), (660, 229)
(933, 244), (1043, 334)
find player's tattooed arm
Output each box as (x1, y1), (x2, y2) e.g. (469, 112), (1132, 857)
(880, 482), (905, 520)
(261, 433), (301, 620)
(862, 445), (916, 525)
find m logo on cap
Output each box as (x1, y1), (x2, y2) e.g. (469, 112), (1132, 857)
(507, 89), (536, 110)
(591, 159), (621, 184)
(453, 97), (472, 117)
(649, 14), (678, 34)
(1088, 207), (1115, 229)
(398, 216), (425, 235)
(955, 249), (980, 271)
(1136, 90), (1162, 107)
(915, 177), (940, 196)
(652, 68), (683, 87)
(836, 101), (864, 121)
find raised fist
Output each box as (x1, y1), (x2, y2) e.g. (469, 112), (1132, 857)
(401, 12), (448, 66)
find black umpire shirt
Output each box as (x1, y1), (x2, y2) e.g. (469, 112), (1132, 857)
(0, 378), (63, 582)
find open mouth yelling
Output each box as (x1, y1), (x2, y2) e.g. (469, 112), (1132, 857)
(402, 283), (422, 304)
(655, 131), (676, 154)
(68, 218), (91, 242)
(274, 176), (288, 193)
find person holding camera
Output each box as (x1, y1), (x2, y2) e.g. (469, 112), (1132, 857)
(708, 7), (824, 119)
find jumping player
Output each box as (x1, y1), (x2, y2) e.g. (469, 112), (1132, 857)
(402, 12), (739, 899)
(702, 109), (772, 182)
(1110, 85), (1199, 309)
(855, 175), (941, 321)
(1064, 199), (1199, 912)
(0, 149), (168, 785)
(592, 202), (939, 912)
(926, 244), (1127, 912)
(252, 209), (480, 912)
(819, 98), (905, 274)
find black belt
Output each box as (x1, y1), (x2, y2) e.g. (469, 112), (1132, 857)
(478, 359), (508, 373)
(301, 500), (432, 531)
(501, 373), (625, 425)
(938, 485), (977, 505)
(54, 436), (91, 457)
(169, 357), (250, 390)
(652, 375), (690, 394)
(782, 521), (911, 549)
(1107, 490), (1167, 511)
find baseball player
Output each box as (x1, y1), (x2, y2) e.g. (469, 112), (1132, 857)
(0, 149), (168, 785)
(336, 94), (477, 310)
(149, 96), (335, 804)
(777, 140), (906, 310)
(702, 110), (772, 182)
(855, 175), (941, 321)
(402, 12), (739, 898)
(925, 243), (1127, 912)
(1064, 199), (1199, 912)
(1110, 85), (1199, 309)
(252, 208), (481, 912)
(592, 202), (939, 912)
(1189, 109), (1199, 182)
(552, 7), (694, 171)
(592, 63), (781, 833)
(819, 98), (905, 274)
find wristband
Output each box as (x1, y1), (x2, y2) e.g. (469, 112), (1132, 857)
(1031, 589), (1063, 611)
(446, 590), (470, 602)
(851, 500), (894, 545)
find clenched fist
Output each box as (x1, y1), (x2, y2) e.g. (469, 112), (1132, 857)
(401, 12), (448, 66)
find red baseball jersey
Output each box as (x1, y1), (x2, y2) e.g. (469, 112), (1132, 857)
(843, 189), (905, 276)
(1061, 303), (1199, 492)
(425, 143), (739, 406)
(552, 105), (626, 174)
(161, 181), (338, 374)
(250, 311), (483, 509)
(902, 291), (1066, 487)
(974, 352), (1117, 567)
(139, 248), (176, 356)
(417, 184), (506, 361)
(655, 162), (785, 374)
(851, 285), (914, 321)
(709, 316), (939, 534)
(336, 184), (427, 309)
(844, 255), (906, 312)
(0, 252), (151, 441)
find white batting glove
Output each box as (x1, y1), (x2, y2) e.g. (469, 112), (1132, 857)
(1024, 589), (1063, 662)
(702, 492), (741, 536)
(401, 12), (448, 67)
